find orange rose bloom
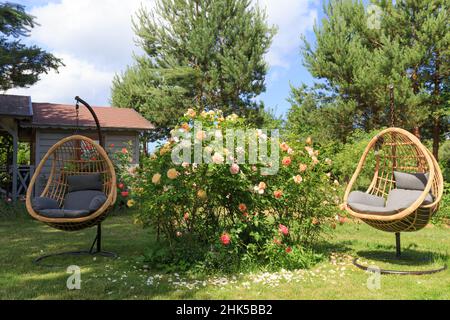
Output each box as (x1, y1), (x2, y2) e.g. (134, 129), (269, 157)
(167, 168), (179, 180)
(181, 122), (190, 131)
(299, 163), (307, 172)
(197, 189), (207, 200)
(280, 142), (289, 152)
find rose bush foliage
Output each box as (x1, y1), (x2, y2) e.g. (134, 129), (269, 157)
(132, 110), (340, 271)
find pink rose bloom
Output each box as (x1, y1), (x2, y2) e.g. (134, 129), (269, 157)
(196, 130), (206, 141)
(282, 156), (292, 166)
(238, 203), (247, 213)
(212, 152), (224, 164)
(230, 163), (240, 175)
(220, 233), (231, 246)
(278, 224), (289, 236)
(274, 190), (283, 199)
(182, 162), (190, 168)
(305, 146), (314, 157)
(254, 181), (267, 194)
(311, 156), (319, 165)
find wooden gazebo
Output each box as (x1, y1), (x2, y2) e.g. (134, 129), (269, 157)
(0, 94), (153, 201)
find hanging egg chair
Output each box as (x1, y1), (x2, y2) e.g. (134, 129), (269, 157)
(342, 86), (445, 275)
(25, 96), (117, 265)
(26, 134), (117, 231)
(343, 127), (444, 233)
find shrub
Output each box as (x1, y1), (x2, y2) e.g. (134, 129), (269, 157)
(331, 129), (381, 188)
(132, 109), (339, 272)
(0, 198), (28, 219)
(439, 140), (450, 182)
(107, 142), (138, 211)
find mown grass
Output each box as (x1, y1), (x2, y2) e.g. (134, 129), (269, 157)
(0, 208), (449, 300)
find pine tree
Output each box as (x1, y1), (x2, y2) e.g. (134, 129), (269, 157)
(288, 0), (449, 157)
(112, 0), (275, 141)
(0, 3), (63, 91)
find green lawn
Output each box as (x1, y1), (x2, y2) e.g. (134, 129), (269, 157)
(1, 211), (449, 300)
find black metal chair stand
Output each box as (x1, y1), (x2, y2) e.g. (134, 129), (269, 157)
(34, 223), (117, 267)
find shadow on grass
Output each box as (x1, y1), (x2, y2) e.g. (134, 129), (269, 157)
(0, 213), (205, 299)
(356, 248), (448, 267)
(313, 239), (354, 256)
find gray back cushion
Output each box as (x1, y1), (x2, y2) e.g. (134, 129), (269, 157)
(394, 171), (429, 191)
(387, 188), (433, 210)
(67, 173), (103, 192)
(64, 190), (105, 211)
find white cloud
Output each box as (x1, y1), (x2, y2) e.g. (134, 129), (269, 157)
(29, 0), (150, 70)
(255, 0), (318, 68)
(9, 0), (154, 105)
(9, 53), (115, 105)
(8, 0), (318, 105)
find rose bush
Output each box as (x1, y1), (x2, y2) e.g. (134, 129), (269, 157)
(108, 142), (138, 210)
(133, 109), (339, 271)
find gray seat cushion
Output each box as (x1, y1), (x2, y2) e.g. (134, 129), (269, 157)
(348, 191), (385, 207)
(32, 197), (59, 211)
(38, 209), (91, 218)
(386, 188), (433, 209)
(348, 188), (434, 216)
(64, 190), (106, 211)
(394, 171), (429, 191)
(347, 203), (399, 215)
(67, 173), (103, 192)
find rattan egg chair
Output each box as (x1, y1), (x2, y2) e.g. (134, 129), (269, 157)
(26, 135), (117, 231)
(25, 96), (117, 265)
(343, 127), (443, 232)
(343, 127), (445, 274)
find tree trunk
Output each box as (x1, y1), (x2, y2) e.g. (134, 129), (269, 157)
(412, 126), (421, 139)
(432, 52), (440, 161)
(433, 117), (440, 161)
(411, 69), (421, 139)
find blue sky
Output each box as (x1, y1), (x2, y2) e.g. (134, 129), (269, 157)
(9, 0), (326, 119)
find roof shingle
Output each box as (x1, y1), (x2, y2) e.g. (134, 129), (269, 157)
(30, 103), (154, 131)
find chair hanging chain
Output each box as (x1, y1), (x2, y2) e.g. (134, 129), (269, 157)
(75, 101), (80, 134)
(389, 84), (395, 127)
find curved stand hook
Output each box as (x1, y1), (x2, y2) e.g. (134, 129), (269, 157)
(74, 96), (104, 147)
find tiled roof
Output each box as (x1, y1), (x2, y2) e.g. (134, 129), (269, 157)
(30, 103), (154, 131)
